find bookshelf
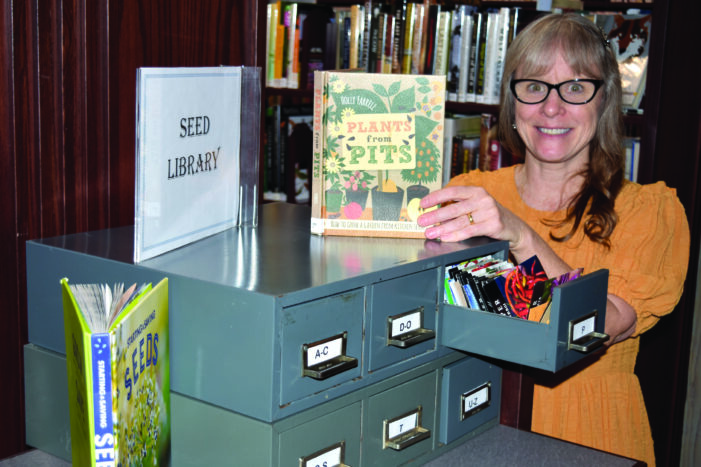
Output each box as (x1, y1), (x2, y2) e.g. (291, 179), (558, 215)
(258, 0), (699, 465)
(262, 0), (660, 203)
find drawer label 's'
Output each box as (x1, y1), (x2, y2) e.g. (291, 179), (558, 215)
(306, 335), (343, 366)
(461, 382), (491, 420)
(390, 310), (422, 338)
(300, 442), (344, 467)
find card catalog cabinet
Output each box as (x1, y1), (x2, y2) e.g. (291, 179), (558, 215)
(24, 203), (608, 464)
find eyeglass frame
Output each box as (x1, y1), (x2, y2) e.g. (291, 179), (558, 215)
(510, 78), (605, 105)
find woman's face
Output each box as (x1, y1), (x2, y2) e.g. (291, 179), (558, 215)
(513, 52), (602, 168)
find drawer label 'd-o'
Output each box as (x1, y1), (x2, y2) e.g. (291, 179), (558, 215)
(390, 310), (422, 338)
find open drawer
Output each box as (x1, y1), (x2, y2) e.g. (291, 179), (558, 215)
(439, 269), (609, 372)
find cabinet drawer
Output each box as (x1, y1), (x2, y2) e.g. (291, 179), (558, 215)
(368, 269), (438, 372)
(280, 289), (364, 405)
(440, 269), (609, 372)
(439, 356), (501, 445)
(279, 402), (361, 467)
(363, 371), (437, 466)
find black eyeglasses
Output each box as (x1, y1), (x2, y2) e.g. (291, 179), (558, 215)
(510, 79), (604, 105)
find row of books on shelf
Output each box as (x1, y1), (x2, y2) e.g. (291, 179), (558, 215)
(266, 2), (651, 110)
(266, 2), (538, 105)
(445, 253), (583, 324)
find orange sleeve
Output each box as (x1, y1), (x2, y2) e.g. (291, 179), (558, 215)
(606, 182), (690, 336)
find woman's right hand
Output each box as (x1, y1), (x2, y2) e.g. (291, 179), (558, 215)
(417, 185), (530, 249)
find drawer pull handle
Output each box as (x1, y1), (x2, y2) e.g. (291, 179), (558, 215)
(568, 331), (609, 353)
(387, 307), (435, 348)
(388, 328), (435, 348)
(302, 332), (358, 380)
(383, 407), (430, 451)
(568, 311), (608, 353)
(303, 355), (358, 380)
(384, 426), (430, 451)
(299, 441), (350, 467)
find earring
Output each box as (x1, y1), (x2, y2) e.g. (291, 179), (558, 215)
(512, 123), (517, 130)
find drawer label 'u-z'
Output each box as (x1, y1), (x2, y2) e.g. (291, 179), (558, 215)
(461, 382), (491, 420)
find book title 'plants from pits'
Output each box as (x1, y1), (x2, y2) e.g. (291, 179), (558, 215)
(322, 75), (443, 221)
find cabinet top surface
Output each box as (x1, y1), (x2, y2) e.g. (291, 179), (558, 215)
(31, 203), (504, 296)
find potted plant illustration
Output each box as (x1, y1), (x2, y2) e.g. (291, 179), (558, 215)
(341, 170), (375, 220)
(401, 80), (443, 221)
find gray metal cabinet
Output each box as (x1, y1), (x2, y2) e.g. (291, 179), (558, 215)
(23, 203), (609, 465)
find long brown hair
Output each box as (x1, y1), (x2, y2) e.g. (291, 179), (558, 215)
(498, 13), (625, 247)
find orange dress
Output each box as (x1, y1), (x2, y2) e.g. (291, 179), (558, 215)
(448, 165), (690, 466)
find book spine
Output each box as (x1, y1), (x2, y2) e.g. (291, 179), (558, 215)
(401, 2), (415, 74)
(423, 5), (439, 75)
(457, 14), (473, 103)
(285, 3), (299, 89)
(434, 11), (451, 77)
(90, 332), (116, 463)
(382, 14), (396, 73)
(267, 3), (280, 87)
(342, 15), (352, 69)
(350, 5), (362, 69)
(391, 2), (406, 74)
(466, 11), (482, 102)
(494, 8), (511, 104)
(311, 70), (326, 233)
(362, 1), (374, 70)
(447, 6), (465, 101)
(373, 13), (386, 73)
(274, 23), (287, 87)
(367, 4), (380, 72)
(475, 12), (490, 103)
(411, 3), (426, 75)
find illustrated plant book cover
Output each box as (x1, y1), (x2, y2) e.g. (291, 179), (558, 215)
(61, 278), (170, 467)
(311, 70), (446, 238)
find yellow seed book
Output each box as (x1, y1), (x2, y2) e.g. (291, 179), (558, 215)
(61, 277), (170, 467)
(311, 71), (445, 238)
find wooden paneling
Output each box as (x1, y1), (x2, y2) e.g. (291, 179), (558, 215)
(0, 0), (262, 457)
(0, 0), (23, 458)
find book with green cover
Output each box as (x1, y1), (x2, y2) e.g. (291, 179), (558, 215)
(61, 277), (170, 467)
(311, 70), (445, 238)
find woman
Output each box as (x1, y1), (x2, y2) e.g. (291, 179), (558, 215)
(418, 13), (689, 466)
